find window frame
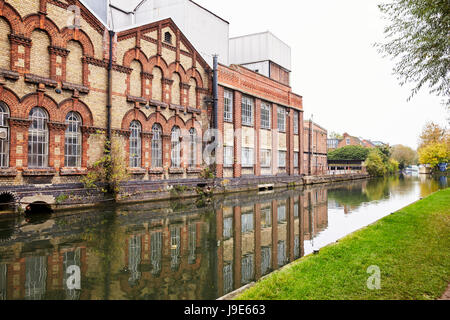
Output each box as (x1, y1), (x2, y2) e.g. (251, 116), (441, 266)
(260, 149), (271, 168)
(64, 112), (82, 168)
(294, 151), (299, 168)
(28, 107), (49, 169)
(224, 89), (233, 123)
(242, 147), (254, 168)
(278, 150), (286, 168)
(188, 128), (197, 168)
(129, 120), (142, 168)
(0, 102), (10, 168)
(164, 32), (172, 45)
(241, 96), (254, 127)
(277, 107), (286, 132)
(260, 102), (271, 129)
(224, 145), (234, 168)
(151, 124), (163, 168)
(171, 126), (181, 168)
(293, 110), (299, 135)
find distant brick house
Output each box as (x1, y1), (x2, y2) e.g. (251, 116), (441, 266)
(303, 121), (327, 175)
(337, 133), (364, 149)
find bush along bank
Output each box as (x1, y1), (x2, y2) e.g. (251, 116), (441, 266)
(365, 147), (399, 176)
(237, 188), (450, 300)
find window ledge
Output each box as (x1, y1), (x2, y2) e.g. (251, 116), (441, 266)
(127, 168), (147, 175)
(0, 168), (17, 177)
(187, 168), (202, 174)
(169, 168), (184, 174)
(127, 95), (147, 105)
(22, 168), (57, 176)
(149, 168), (164, 174)
(60, 168), (88, 176)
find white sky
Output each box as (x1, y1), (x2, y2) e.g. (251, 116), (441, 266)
(194, 0), (448, 150)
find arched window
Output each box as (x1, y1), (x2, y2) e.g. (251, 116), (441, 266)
(151, 124), (162, 168)
(28, 107), (49, 168)
(164, 32), (172, 44)
(0, 102), (9, 168)
(188, 128), (196, 168)
(129, 121), (142, 168)
(171, 126), (181, 168)
(65, 112), (82, 168)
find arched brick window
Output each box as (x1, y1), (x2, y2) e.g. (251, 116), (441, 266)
(129, 121), (142, 168)
(171, 126), (181, 168)
(0, 102), (9, 168)
(28, 107), (49, 168)
(151, 123), (162, 168)
(64, 112), (82, 168)
(188, 128), (196, 168)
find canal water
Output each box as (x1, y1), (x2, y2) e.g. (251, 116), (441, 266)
(0, 175), (447, 300)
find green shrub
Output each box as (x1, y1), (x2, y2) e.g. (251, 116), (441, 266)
(328, 146), (370, 161)
(364, 149), (387, 176)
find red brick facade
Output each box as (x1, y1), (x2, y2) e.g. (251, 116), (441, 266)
(217, 64), (303, 179)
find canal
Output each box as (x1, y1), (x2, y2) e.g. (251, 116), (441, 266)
(0, 175), (447, 300)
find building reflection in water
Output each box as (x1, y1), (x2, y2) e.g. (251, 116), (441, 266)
(0, 186), (330, 300)
(216, 187), (328, 297)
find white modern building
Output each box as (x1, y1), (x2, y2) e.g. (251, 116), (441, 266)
(229, 31), (292, 86)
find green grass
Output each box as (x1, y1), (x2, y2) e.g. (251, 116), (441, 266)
(237, 188), (450, 300)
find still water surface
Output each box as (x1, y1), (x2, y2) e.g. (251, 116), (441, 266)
(0, 175), (447, 300)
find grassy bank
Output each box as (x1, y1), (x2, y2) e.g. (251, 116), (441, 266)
(237, 188), (450, 300)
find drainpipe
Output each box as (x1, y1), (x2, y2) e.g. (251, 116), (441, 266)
(212, 55), (219, 130)
(309, 116), (313, 176)
(107, 30), (114, 146)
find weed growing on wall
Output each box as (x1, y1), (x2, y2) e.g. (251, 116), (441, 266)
(81, 134), (129, 197)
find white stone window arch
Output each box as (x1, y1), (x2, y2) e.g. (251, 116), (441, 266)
(28, 107), (49, 168)
(171, 126), (181, 168)
(0, 102), (10, 168)
(129, 120), (142, 168)
(151, 123), (162, 168)
(65, 112), (82, 168)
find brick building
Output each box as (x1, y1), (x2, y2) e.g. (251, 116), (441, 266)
(216, 64), (303, 179)
(0, 0), (306, 206)
(303, 120), (327, 175)
(0, 0), (211, 187)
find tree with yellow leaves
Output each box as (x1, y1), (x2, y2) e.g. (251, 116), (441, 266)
(418, 143), (449, 169)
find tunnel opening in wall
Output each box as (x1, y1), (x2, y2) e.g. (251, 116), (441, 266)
(0, 192), (16, 213)
(25, 201), (53, 216)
